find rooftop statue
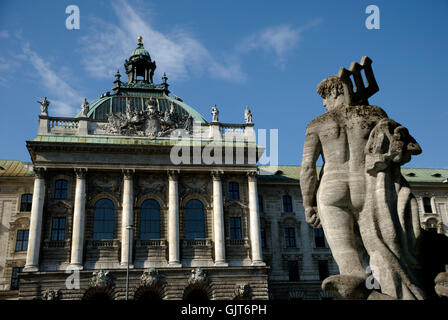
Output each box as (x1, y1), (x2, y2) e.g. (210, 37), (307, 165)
(38, 96), (50, 116)
(244, 106), (253, 124)
(300, 57), (426, 300)
(81, 98), (89, 117)
(211, 104), (219, 122)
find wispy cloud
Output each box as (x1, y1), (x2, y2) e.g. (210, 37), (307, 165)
(22, 43), (84, 116)
(80, 0), (244, 82)
(240, 20), (321, 67)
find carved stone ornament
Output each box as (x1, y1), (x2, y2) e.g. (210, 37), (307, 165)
(235, 283), (251, 298)
(42, 289), (60, 300)
(103, 99), (193, 137)
(188, 268), (208, 286)
(33, 167), (46, 179)
(140, 268), (162, 287)
(90, 270), (112, 288)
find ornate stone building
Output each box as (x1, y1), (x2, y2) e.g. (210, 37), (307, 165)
(0, 39), (447, 300)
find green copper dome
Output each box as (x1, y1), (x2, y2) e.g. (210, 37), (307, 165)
(130, 47), (150, 57)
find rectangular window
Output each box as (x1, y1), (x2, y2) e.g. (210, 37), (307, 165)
(20, 194), (32, 212)
(15, 230), (29, 252)
(288, 261), (300, 281)
(10, 267), (23, 290)
(314, 228), (326, 248)
(283, 195), (293, 212)
(229, 217), (242, 239)
(228, 182), (240, 201)
(54, 180), (68, 199)
(318, 260), (329, 280)
(51, 217), (66, 241)
(284, 227), (296, 248)
(260, 228), (266, 248)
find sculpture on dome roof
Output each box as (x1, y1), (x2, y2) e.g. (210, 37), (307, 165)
(103, 99), (193, 137)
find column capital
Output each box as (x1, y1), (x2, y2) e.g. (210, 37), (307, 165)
(33, 167), (46, 179)
(167, 169), (180, 181)
(74, 168), (88, 179)
(247, 170), (258, 182)
(211, 170), (224, 181)
(122, 169), (135, 180)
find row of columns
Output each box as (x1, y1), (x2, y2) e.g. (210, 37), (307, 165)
(24, 168), (265, 271)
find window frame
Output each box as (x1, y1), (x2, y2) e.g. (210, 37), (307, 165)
(19, 194), (32, 212)
(185, 199), (206, 239)
(284, 227), (296, 248)
(228, 182), (240, 201)
(54, 179), (68, 200)
(140, 199), (161, 240)
(51, 217), (66, 241)
(229, 216), (242, 239)
(282, 195), (293, 213)
(15, 229), (29, 252)
(93, 199), (115, 240)
(10, 267), (23, 290)
(422, 197), (433, 213)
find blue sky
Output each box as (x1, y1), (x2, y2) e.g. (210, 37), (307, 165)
(0, 0), (447, 168)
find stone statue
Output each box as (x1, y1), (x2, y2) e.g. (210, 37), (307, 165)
(300, 57), (425, 300)
(81, 98), (89, 117)
(434, 265), (448, 298)
(38, 96), (50, 116)
(211, 104), (219, 122)
(244, 106), (253, 124)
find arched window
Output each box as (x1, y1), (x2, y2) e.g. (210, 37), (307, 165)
(93, 199), (115, 240)
(140, 199), (161, 239)
(423, 197), (433, 213)
(54, 179), (68, 199)
(20, 194), (32, 212)
(228, 182), (240, 201)
(185, 200), (205, 239)
(283, 195), (293, 212)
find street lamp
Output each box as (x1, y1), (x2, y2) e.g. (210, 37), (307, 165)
(125, 225), (133, 301)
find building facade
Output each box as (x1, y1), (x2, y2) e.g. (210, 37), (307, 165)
(0, 39), (447, 300)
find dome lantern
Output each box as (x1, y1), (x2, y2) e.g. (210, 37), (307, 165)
(124, 36), (156, 84)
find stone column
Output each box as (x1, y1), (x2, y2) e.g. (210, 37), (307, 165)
(168, 170), (181, 267)
(24, 167), (46, 272)
(70, 168), (87, 268)
(247, 171), (265, 266)
(121, 169), (134, 268)
(212, 170), (228, 266)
